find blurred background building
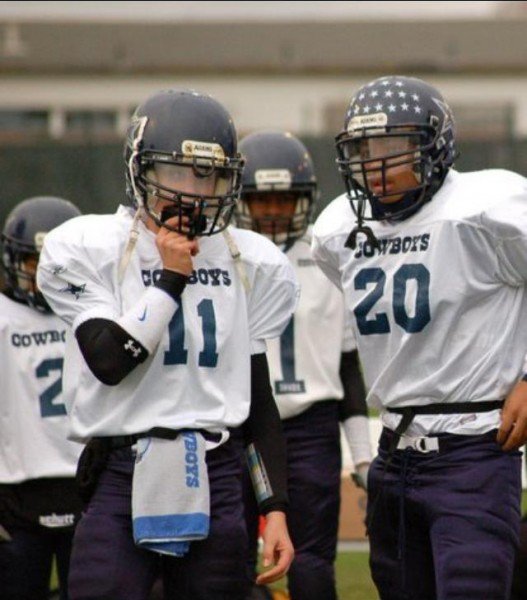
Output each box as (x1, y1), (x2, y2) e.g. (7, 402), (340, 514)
(0, 0), (526, 221)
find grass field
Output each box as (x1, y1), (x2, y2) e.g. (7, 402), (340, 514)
(335, 552), (377, 600)
(269, 551), (377, 599)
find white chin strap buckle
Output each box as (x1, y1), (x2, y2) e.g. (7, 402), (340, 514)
(397, 435), (439, 453)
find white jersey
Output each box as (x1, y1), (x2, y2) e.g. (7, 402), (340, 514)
(37, 206), (298, 442)
(0, 294), (82, 483)
(312, 169), (527, 436)
(266, 227), (356, 419)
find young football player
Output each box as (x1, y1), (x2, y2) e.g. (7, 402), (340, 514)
(237, 130), (372, 600)
(37, 89), (297, 600)
(0, 196), (83, 600)
(312, 75), (527, 600)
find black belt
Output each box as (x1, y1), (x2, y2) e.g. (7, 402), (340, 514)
(99, 427), (225, 450)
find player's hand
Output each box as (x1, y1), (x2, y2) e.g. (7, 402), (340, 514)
(0, 524), (12, 542)
(255, 511), (294, 586)
(351, 461), (370, 491)
(155, 216), (199, 276)
(497, 380), (527, 451)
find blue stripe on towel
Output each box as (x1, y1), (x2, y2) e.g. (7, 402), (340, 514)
(133, 512), (210, 546)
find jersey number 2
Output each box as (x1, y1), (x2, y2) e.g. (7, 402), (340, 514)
(164, 298), (218, 368)
(36, 358), (66, 417)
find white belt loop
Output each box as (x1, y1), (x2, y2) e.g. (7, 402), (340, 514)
(397, 435), (439, 453)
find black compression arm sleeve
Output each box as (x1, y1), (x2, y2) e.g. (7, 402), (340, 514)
(338, 350), (368, 421)
(75, 318), (148, 386)
(243, 353), (288, 514)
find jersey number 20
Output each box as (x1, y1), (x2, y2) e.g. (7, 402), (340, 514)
(354, 264), (431, 335)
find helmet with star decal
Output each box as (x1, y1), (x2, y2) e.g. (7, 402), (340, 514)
(336, 75), (457, 232)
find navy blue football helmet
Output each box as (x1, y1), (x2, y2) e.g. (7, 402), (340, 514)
(335, 76), (456, 245)
(237, 131), (317, 246)
(2, 196), (81, 311)
(124, 88), (244, 237)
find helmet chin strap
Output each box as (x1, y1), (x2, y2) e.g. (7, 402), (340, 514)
(345, 224), (379, 250)
(345, 194), (379, 250)
(118, 207), (144, 284)
(221, 227), (251, 293)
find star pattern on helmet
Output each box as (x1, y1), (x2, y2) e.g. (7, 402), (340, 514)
(346, 77), (425, 120)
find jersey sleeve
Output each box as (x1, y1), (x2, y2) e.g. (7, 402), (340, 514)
(247, 253), (299, 354)
(479, 173), (527, 286)
(311, 228), (344, 291)
(36, 220), (121, 331)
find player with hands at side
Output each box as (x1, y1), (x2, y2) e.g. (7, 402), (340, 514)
(237, 130), (372, 600)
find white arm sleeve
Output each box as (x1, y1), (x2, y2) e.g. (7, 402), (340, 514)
(341, 415), (373, 467)
(117, 286), (177, 353)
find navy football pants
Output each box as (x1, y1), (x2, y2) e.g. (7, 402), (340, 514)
(0, 525), (74, 600)
(68, 433), (251, 600)
(368, 429), (522, 600)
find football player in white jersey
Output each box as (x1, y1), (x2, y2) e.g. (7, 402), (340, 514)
(236, 131), (372, 600)
(0, 196), (83, 600)
(37, 89), (297, 600)
(312, 75), (527, 600)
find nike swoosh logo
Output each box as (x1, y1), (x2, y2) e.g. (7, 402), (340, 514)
(138, 307), (147, 322)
